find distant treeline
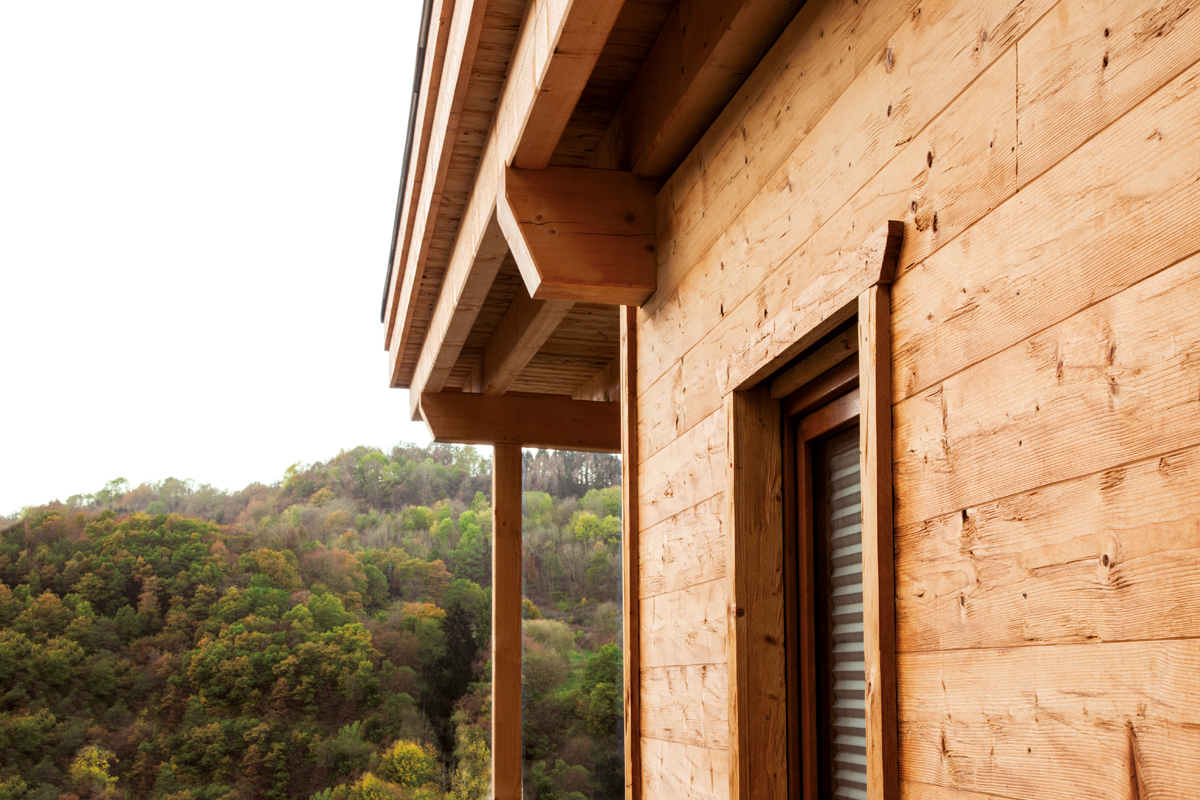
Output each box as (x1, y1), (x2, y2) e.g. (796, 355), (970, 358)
(0, 444), (624, 800)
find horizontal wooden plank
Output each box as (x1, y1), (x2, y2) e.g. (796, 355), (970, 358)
(637, 46), (1018, 462)
(640, 0), (1046, 392)
(898, 640), (1200, 800)
(896, 442), (1200, 652)
(1017, 0), (1200, 187)
(637, 409), (725, 530)
(900, 783), (1019, 800)
(639, 493), (726, 599)
(893, 246), (1200, 528)
(640, 578), (727, 668)
(420, 392), (620, 452)
(572, 358), (619, 402)
(892, 54), (1200, 404)
(640, 664), (729, 749)
(642, 737), (730, 800)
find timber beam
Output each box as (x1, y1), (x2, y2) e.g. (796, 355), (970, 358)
(466, 286), (573, 395)
(498, 165), (659, 305)
(421, 391), (620, 452)
(590, 0), (806, 178)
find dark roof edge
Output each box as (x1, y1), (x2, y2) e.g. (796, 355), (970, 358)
(381, 0), (437, 324)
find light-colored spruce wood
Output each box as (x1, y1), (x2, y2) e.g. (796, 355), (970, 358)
(859, 285), (898, 800)
(621, 305), (643, 800)
(386, 0), (488, 365)
(510, 0), (626, 170)
(638, 39), (1020, 459)
(895, 442), (1200, 652)
(642, 738), (731, 800)
(640, 664), (730, 749)
(498, 165), (659, 305)
(491, 442), (522, 800)
(893, 247), (1200, 529)
(590, 0), (806, 178)
(468, 285), (573, 396)
(1017, 0), (1200, 188)
(399, 0), (626, 401)
(420, 391), (620, 452)
(769, 328), (858, 400)
(645, 0), (1047, 371)
(639, 493), (726, 599)
(716, 222), (902, 397)
(639, 578), (728, 668)
(637, 409), (725, 531)
(900, 783), (1025, 800)
(892, 55), (1200, 404)
(897, 640), (1200, 800)
(383, 0), (452, 346)
(573, 357), (620, 402)
(725, 387), (786, 800)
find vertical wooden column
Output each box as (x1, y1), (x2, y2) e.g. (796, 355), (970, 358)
(492, 442), (523, 800)
(726, 386), (786, 800)
(620, 306), (641, 800)
(858, 284), (897, 800)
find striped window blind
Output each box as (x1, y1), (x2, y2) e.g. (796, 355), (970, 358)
(819, 426), (866, 800)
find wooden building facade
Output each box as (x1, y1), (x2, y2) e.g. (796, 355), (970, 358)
(379, 0), (1200, 797)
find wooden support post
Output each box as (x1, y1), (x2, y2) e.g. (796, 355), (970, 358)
(858, 284), (897, 800)
(492, 442), (523, 800)
(498, 166), (659, 305)
(725, 386), (786, 800)
(620, 307), (641, 800)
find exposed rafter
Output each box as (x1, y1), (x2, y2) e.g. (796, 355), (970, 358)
(498, 165), (658, 304)
(465, 286), (574, 395)
(590, 0), (806, 178)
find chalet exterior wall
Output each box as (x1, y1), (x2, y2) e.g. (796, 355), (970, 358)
(633, 0), (1200, 796)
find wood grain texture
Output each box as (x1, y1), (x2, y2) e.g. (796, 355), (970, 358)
(1017, 0), (1200, 187)
(898, 641), (1200, 800)
(499, 165), (659, 304)
(639, 493), (726, 599)
(637, 409), (725, 530)
(900, 782), (1026, 800)
(725, 387), (786, 800)
(638, 43), (1019, 462)
(468, 284), (573, 395)
(716, 222), (902, 397)
(641, 0), (1046, 391)
(591, 0), (806, 178)
(640, 578), (727, 668)
(640, 664), (730, 749)
(642, 738), (731, 800)
(896, 442), (1200, 652)
(573, 357), (620, 402)
(892, 55), (1200, 404)
(510, 0), (626, 170)
(770, 327), (859, 400)
(860, 285), (898, 800)
(421, 391), (620, 452)
(621, 305), (642, 800)
(387, 0), (489, 372)
(893, 246), (1200, 528)
(492, 443), (522, 800)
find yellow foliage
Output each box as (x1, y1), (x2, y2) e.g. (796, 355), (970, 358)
(378, 739), (437, 787)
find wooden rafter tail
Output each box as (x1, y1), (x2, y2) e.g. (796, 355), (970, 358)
(420, 391), (620, 452)
(498, 165), (659, 305)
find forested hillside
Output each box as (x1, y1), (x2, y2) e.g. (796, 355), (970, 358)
(0, 444), (623, 800)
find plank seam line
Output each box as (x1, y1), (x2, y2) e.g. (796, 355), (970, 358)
(633, 32), (1042, 423)
(893, 239), (1200, 511)
(1014, 49), (1200, 192)
(639, 574), (728, 604)
(640, 662), (727, 671)
(897, 434), (1200, 536)
(899, 778), (1024, 800)
(896, 633), (1200, 657)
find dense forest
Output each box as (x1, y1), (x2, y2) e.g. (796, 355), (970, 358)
(0, 444), (623, 800)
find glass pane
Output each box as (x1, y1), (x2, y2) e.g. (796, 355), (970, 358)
(521, 449), (625, 800)
(817, 426), (866, 800)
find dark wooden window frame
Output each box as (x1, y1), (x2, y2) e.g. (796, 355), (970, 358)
(725, 284), (896, 800)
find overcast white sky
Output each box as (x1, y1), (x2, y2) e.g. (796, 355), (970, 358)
(0, 2), (438, 515)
